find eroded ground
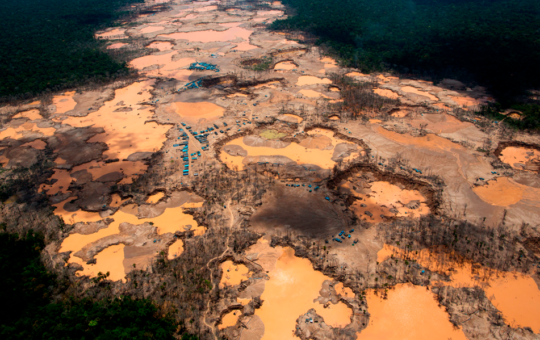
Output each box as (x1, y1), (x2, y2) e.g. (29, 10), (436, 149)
(1, 0), (540, 339)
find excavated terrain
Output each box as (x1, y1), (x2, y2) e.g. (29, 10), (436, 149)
(1, 0), (540, 339)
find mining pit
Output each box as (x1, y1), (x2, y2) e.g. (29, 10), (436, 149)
(1, 1), (540, 339)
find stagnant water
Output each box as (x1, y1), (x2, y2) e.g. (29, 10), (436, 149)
(60, 201), (203, 282)
(377, 245), (540, 332)
(221, 128), (360, 170)
(358, 283), (468, 340)
(253, 243), (352, 339)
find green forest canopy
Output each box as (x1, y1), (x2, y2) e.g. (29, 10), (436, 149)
(272, 0), (540, 103)
(0, 0), (143, 99)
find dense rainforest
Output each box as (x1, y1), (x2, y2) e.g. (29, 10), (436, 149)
(0, 231), (197, 339)
(0, 0), (143, 100)
(271, 0), (540, 104)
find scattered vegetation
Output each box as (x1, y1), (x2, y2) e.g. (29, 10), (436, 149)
(0, 0), (143, 100)
(0, 231), (195, 339)
(241, 56), (273, 71)
(272, 0), (540, 103)
(478, 103), (540, 131)
(329, 74), (399, 116)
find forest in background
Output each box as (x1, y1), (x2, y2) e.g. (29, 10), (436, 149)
(271, 0), (540, 105)
(0, 0), (143, 100)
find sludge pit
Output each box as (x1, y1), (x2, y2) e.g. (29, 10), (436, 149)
(333, 166), (435, 223)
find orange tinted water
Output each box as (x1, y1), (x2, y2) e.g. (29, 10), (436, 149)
(52, 91), (77, 114)
(298, 89), (329, 98)
(22, 139), (47, 150)
(129, 52), (195, 79)
(0, 122), (56, 140)
(345, 72), (368, 78)
(221, 128), (357, 170)
(485, 275), (540, 331)
(146, 192), (165, 204)
(62, 80), (170, 161)
(59, 202), (203, 281)
(401, 86), (439, 101)
(52, 200), (103, 224)
(376, 74), (399, 82)
(140, 26), (164, 34)
(160, 23), (253, 43)
(39, 169), (72, 195)
(166, 101), (225, 124)
(283, 114), (303, 123)
(374, 88), (399, 99)
(71, 160), (147, 184)
(378, 127), (465, 153)
(96, 28), (125, 39)
(219, 260), (249, 288)
(449, 95), (481, 108)
(473, 177), (540, 207)
(321, 57), (338, 69)
(71, 244), (126, 281)
(147, 41), (173, 51)
(107, 43), (128, 49)
(335, 282), (355, 298)
(296, 76), (332, 86)
(357, 283), (467, 340)
(274, 61), (296, 70)
(168, 239), (184, 260)
(254, 246), (352, 339)
(12, 109), (42, 120)
(499, 146), (540, 171)
(345, 181), (430, 223)
(219, 310), (240, 329)
(378, 245), (540, 332)
(109, 193), (129, 208)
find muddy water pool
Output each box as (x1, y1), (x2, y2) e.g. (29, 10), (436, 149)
(220, 128), (359, 170)
(219, 260), (249, 288)
(377, 245), (540, 332)
(499, 146), (540, 171)
(357, 283), (468, 340)
(61, 80), (170, 161)
(59, 198), (203, 281)
(250, 240), (352, 339)
(342, 180), (430, 223)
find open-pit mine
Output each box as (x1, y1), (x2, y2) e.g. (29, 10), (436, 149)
(1, 0), (539, 339)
